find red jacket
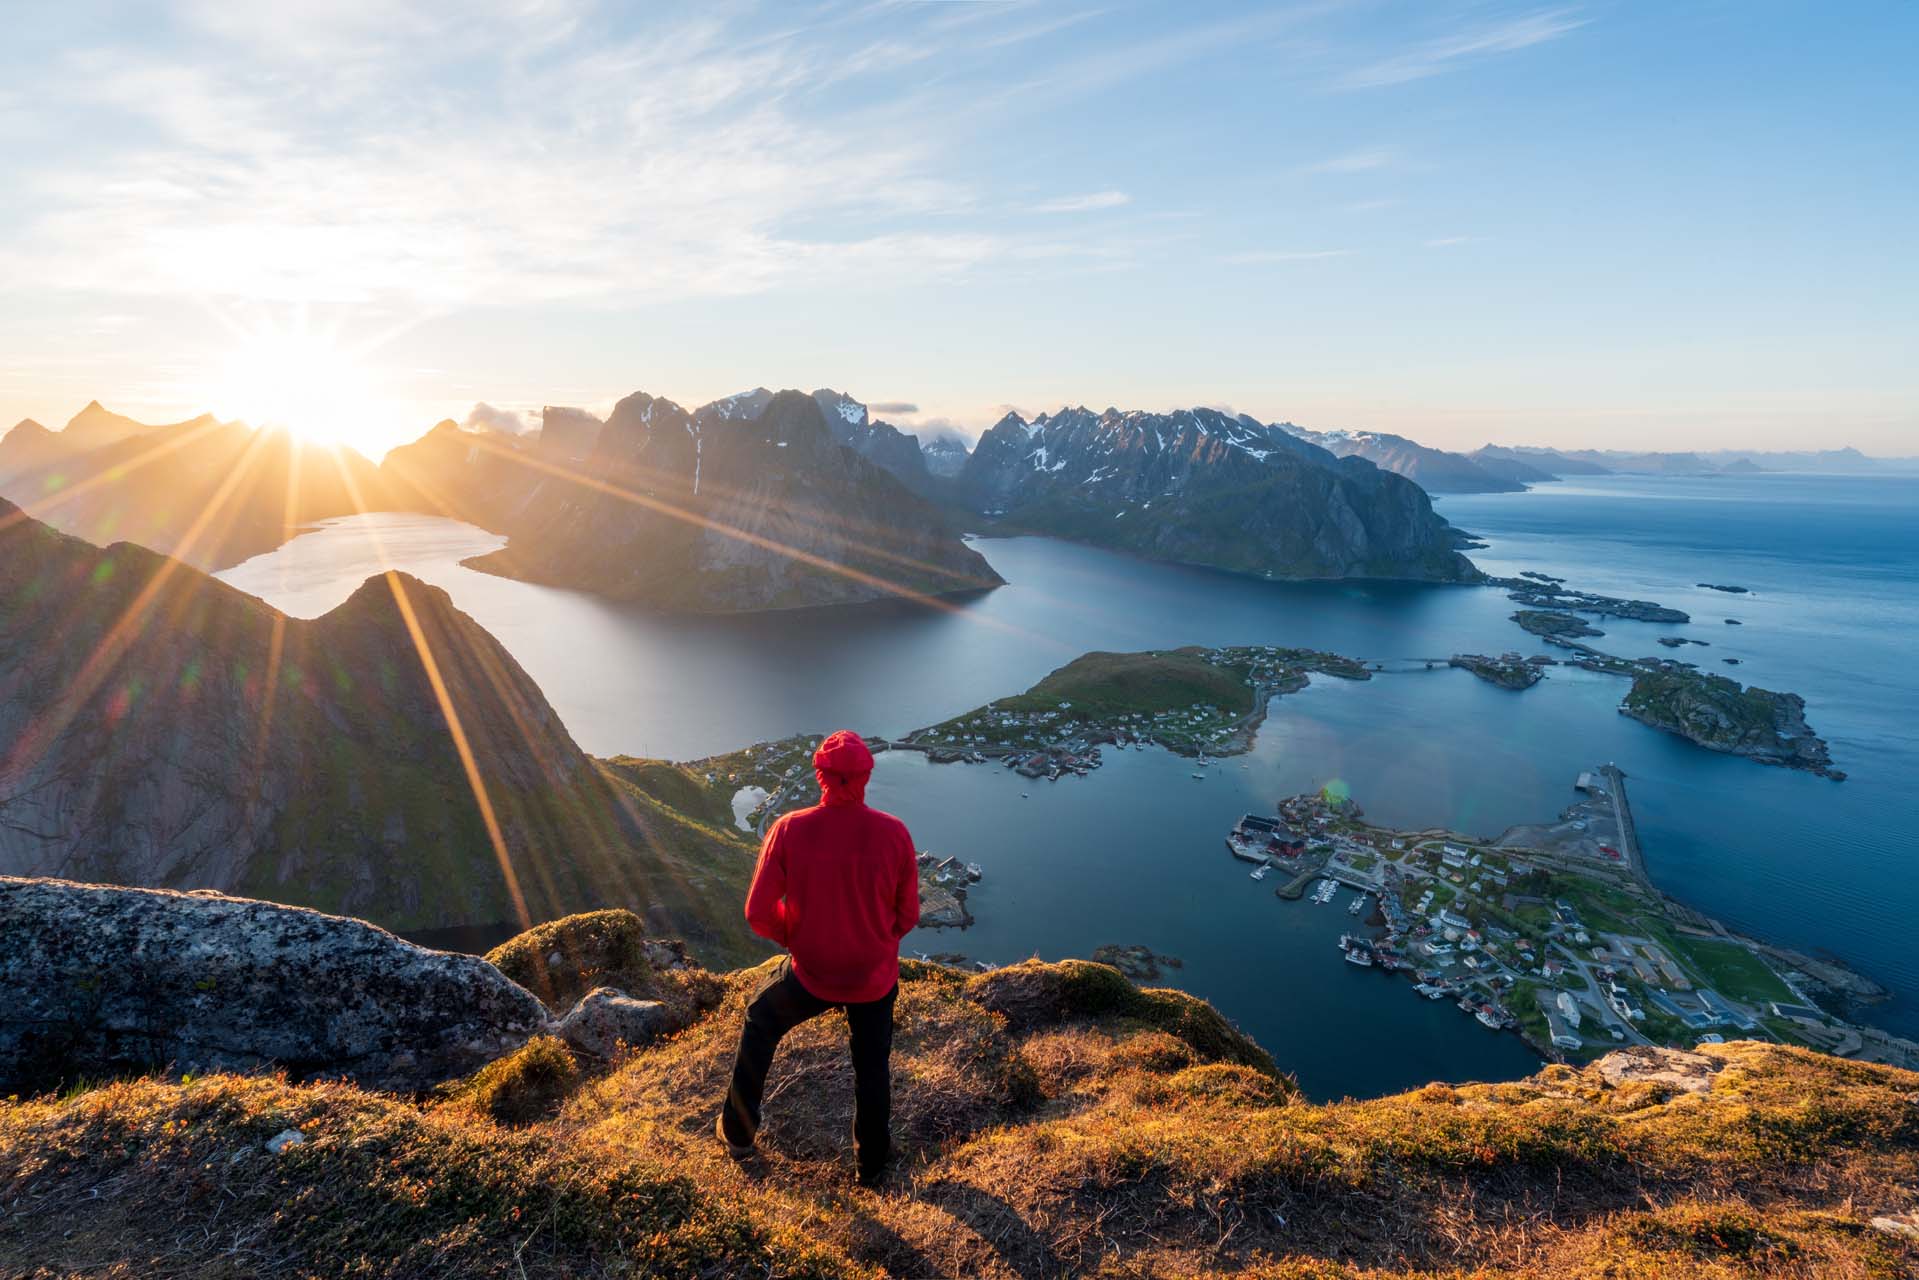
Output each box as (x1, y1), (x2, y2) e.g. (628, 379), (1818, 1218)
(744, 732), (919, 1003)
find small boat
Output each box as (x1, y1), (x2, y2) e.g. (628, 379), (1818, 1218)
(1344, 947), (1374, 967)
(1191, 772), (1206, 780)
(1250, 865), (1269, 881)
(1348, 894), (1368, 916)
(1475, 1008), (1505, 1030)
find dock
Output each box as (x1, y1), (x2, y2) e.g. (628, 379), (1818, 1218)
(1599, 762), (1647, 883)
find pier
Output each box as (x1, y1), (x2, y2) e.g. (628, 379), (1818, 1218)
(1599, 762), (1648, 884)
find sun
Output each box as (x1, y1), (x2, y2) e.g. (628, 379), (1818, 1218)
(212, 332), (383, 454)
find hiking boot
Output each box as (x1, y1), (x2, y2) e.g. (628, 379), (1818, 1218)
(715, 1113), (754, 1159)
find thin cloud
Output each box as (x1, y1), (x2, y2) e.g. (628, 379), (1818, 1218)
(1028, 190), (1132, 214)
(1222, 249), (1356, 265)
(1339, 8), (1587, 89)
(1425, 235), (1483, 247)
(868, 400), (919, 416)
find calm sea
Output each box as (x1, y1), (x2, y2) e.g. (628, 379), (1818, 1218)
(218, 473), (1919, 1097)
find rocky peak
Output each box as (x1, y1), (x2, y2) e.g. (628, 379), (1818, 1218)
(538, 406), (604, 460)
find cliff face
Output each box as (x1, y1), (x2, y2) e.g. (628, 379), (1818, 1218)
(2, 908), (1915, 1279)
(0, 502), (765, 952)
(449, 389), (1002, 612)
(957, 406), (1478, 581)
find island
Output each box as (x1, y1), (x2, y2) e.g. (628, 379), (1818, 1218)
(1449, 652), (1548, 689)
(1698, 582), (1751, 593)
(1489, 575), (1691, 624)
(1511, 609), (1605, 639)
(1497, 577), (1838, 778)
(893, 645), (1372, 773)
(1620, 669), (1843, 779)
(1228, 771), (1911, 1070)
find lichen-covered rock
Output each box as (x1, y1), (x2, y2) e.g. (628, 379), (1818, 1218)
(555, 987), (676, 1058)
(1592, 1045), (1723, 1095)
(484, 909), (692, 1011)
(0, 876), (549, 1092)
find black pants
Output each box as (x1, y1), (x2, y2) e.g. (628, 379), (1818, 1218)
(722, 958), (897, 1176)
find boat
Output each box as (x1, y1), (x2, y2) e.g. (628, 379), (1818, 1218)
(1250, 865), (1269, 881)
(1344, 947), (1374, 967)
(1191, 773), (1206, 780)
(1348, 894), (1368, 916)
(1475, 1008), (1505, 1030)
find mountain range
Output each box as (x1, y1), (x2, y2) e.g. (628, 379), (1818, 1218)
(0, 498), (766, 960)
(382, 388), (1003, 612)
(0, 403), (388, 572)
(952, 405), (1479, 581)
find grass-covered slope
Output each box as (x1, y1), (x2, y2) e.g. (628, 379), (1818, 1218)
(6, 948), (1915, 1279)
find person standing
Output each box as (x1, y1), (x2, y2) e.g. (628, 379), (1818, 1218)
(717, 730), (920, 1187)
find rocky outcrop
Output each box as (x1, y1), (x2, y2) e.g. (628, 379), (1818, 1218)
(554, 987), (677, 1058)
(1621, 668), (1842, 778)
(1590, 1045), (1723, 1096)
(0, 877), (549, 1092)
(955, 406), (1477, 582)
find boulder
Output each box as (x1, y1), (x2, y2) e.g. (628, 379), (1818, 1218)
(1592, 1045), (1723, 1096)
(0, 876), (549, 1093)
(555, 987), (676, 1058)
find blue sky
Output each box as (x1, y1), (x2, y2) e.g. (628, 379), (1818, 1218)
(0, 0), (1913, 457)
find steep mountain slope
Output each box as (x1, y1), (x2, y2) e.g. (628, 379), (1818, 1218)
(5, 927), (1915, 1279)
(0, 501), (764, 958)
(809, 389), (940, 496)
(1282, 424), (1526, 493)
(536, 405), (604, 461)
(921, 430), (970, 478)
(0, 405), (392, 571)
(437, 389), (1001, 612)
(957, 406), (1477, 581)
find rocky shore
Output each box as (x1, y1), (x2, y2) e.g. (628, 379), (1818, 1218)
(1487, 575), (1691, 623)
(1448, 652), (1547, 689)
(1621, 670), (1844, 779)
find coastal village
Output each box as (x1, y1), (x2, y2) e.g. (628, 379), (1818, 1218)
(1225, 768), (1916, 1070)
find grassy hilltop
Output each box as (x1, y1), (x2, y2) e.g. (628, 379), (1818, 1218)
(4, 933), (1916, 1279)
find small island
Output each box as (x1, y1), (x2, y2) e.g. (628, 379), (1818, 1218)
(1512, 609), (1605, 639)
(1620, 669), (1843, 779)
(1489, 576), (1691, 623)
(1449, 652), (1547, 689)
(894, 645), (1372, 774)
(1698, 582), (1751, 593)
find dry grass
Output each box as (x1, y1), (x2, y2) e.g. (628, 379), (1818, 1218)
(4, 953), (1917, 1278)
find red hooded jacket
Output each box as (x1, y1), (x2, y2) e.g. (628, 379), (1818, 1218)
(744, 731), (920, 1003)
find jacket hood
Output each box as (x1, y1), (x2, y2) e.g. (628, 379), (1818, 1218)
(813, 730), (874, 806)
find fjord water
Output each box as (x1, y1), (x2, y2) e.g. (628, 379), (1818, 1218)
(219, 473), (1919, 1096)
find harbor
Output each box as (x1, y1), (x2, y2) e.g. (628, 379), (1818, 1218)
(1221, 767), (1919, 1070)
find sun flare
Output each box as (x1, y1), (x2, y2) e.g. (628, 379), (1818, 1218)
(212, 333), (383, 454)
